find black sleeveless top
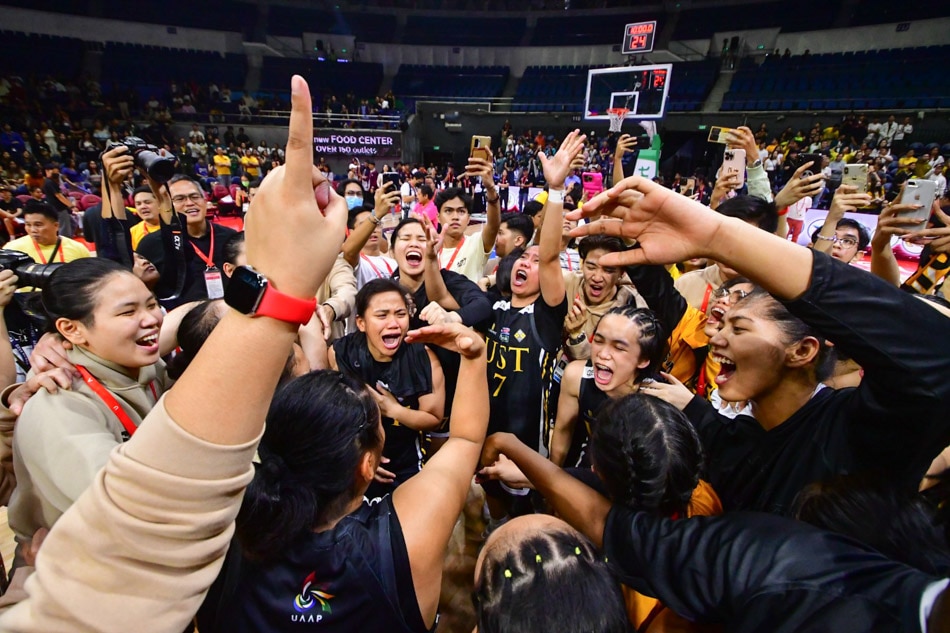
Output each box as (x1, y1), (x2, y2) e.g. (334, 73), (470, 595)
(333, 333), (433, 497)
(196, 496), (433, 633)
(486, 295), (567, 454)
(565, 361), (610, 468)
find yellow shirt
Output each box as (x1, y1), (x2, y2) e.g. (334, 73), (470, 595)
(129, 220), (160, 250)
(6, 235), (91, 264)
(673, 264), (726, 312)
(213, 154), (231, 176)
(240, 156), (260, 178)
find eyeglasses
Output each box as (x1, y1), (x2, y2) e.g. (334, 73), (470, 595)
(833, 235), (858, 248)
(712, 287), (749, 302)
(171, 193), (205, 204)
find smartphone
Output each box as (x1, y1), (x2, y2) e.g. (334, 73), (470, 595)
(470, 135), (492, 162)
(722, 149), (746, 187)
(708, 126), (736, 144)
(582, 171), (603, 199)
(382, 172), (401, 189)
(684, 177), (696, 197)
(898, 179), (937, 231)
(798, 153), (823, 178)
(842, 163), (868, 193)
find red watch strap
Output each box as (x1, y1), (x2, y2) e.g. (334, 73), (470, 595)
(256, 284), (317, 325)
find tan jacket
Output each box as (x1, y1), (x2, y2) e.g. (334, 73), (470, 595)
(0, 385), (17, 507)
(7, 347), (169, 541)
(562, 271), (647, 360)
(317, 254), (358, 341)
(673, 264), (726, 312)
(0, 397), (258, 633)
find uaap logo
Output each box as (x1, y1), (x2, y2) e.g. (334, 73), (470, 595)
(291, 571), (335, 623)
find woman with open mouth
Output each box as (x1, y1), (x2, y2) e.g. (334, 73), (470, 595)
(389, 216), (490, 451)
(568, 175), (950, 516)
(550, 305), (667, 468)
(330, 278), (444, 500)
(8, 258), (170, 567)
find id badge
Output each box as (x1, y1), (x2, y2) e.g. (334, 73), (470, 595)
(204, 267), (224, 299)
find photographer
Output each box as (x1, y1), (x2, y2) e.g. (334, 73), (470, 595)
(135, 172), (237, 309)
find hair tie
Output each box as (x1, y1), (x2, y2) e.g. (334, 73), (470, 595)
(504, 569), (512, 579)
(574, 546), (582, 556)
(535, 554), (542, 564)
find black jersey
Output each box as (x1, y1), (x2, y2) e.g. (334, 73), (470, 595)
(197, 496), (433, 633)
(486, 295), (568, 454)
(564, 361), (610, 468)
(333, 333), (433, 498)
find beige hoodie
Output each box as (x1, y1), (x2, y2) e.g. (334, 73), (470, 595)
(7, 346), (169, 541)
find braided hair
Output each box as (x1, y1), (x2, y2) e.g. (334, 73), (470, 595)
(590, 393), (704, 518)
(474, 524), (628, 633)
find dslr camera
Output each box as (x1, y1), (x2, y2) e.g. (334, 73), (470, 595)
(0, 249), (63, 289)
(104, 136), (178, 183)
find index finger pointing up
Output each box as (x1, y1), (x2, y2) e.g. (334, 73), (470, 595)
(286, 75), (315, 191)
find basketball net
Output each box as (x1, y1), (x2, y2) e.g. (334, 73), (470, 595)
(607, 108), (630, 133)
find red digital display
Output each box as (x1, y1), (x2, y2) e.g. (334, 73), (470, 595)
(622, 21), (657, 54)
(652, 69), (667, 88)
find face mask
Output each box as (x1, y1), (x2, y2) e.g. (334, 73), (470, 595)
(345, 194), (363, 210)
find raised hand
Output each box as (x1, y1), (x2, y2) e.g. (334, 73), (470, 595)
(829, 184), (872, 218)
(872, 201), (926, 249)
(774, 161), (824, 210)
(710, 171), (742, 208)
(100, 145), (134, 187)
(568, 176), (725, 268)
(374, 180), (401, 219)
(725, 126), (758, 166)
(243, 75), (347, 300)
(906, 201), (950, 253)
(464, 156), (495, 184)
(614, 134), (637, 159)
(405, 322), (485, 359)
(540, 129), (587, 190)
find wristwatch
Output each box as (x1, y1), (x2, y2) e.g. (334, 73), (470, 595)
(749, 158), (763, 169)
(225, 265), (317, 325)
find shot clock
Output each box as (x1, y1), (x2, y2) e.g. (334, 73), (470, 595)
(622, 21), (657, 55)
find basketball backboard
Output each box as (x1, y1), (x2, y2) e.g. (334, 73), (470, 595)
(584, 64), (672, 121)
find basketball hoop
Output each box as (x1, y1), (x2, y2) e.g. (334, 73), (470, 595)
(607, 108), (630, 133)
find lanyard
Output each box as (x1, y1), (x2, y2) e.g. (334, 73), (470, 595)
(361, 253), (393, 278)
(75, 364), (157, 439)
(189, 225), (215, 268)
(142, 221), (157, 235)
(33, 237), (63, 264)
(700, 284), (713, 314)
(564, 252), (575, 272)
(440, 236), (465, 270)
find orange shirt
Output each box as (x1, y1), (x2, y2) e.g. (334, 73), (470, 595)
(622, 481), (723, 629)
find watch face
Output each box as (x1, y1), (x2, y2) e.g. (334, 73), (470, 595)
(225, 265), (268, 314)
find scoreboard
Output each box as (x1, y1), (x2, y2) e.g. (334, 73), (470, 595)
(622, 21), (657, 54)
